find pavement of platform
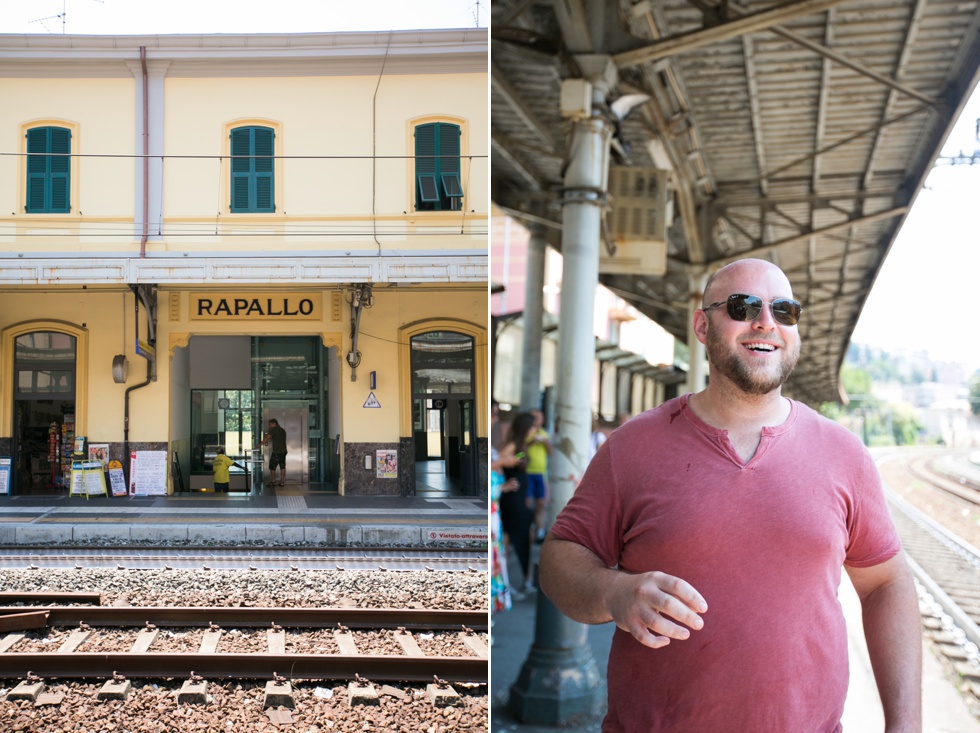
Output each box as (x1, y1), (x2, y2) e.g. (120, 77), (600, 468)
(0, 492), (489, 546)
(492, 542), (980, 733)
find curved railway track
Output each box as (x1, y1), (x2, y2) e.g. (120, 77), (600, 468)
(879, 452), (980, 708)
(0, 546), (488, 572)
(905, 452), (980, 508)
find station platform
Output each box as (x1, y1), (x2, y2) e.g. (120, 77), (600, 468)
(492, 542), (980, 733)
(0, 489), (489, 546)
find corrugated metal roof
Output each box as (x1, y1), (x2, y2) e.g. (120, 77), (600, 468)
(491, 0), (980, 404)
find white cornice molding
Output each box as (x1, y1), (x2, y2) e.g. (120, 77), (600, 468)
(0, 29), (488, 78)
(0, 253), (488, 284)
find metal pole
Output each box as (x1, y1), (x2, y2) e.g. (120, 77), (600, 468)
(508, 111), (610, 725)
(519, 224), (547, 411)
(686, 270), (708, 393)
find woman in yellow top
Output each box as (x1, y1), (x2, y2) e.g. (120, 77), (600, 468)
(212, 447), (242, 494)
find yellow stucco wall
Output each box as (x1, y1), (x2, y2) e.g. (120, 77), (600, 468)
(339, 284), (487, 444)
(0, 284), (486, 443)
(0, 79), (136, 249)
(158, 72), (487, 253)
(0, 71), (487, 254)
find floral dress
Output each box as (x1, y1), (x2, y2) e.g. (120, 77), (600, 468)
(490, 448), (512, 614)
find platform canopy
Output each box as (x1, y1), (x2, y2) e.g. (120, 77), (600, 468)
(491, 0), (980, 404)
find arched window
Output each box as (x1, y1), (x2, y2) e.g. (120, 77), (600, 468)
(14, 331), (76, 398)
(410, 331), (474, 396)
(26, 126), (71, 213)
(230, 125), (276, 212)
(414, 122), (462, 212)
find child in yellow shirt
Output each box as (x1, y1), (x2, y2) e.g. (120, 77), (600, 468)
(212, 447), (243, 494)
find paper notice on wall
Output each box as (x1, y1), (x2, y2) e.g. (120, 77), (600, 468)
(130, 450), (168, 495)
(0, 458), (12, 496)
(376, 450), (397, 478)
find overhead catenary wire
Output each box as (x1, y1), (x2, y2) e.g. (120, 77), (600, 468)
(0, 152), (486, 160)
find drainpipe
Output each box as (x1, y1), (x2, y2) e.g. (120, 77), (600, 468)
(124, 285), (155, 483)
(140, 46), (149, 258)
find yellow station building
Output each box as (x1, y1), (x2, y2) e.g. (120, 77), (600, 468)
(0, 29), (488, 497)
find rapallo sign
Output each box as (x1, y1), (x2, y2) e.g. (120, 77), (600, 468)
(190, 293), (322, 321)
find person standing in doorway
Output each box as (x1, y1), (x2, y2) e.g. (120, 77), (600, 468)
(211, 447), (242, 494)
(261, 418), (288, 487)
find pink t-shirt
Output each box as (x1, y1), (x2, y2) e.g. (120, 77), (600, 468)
(550, 394), (900, 733)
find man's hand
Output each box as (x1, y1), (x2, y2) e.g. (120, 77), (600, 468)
(540, 536), (707, 649)
(605, 570), (707, 649)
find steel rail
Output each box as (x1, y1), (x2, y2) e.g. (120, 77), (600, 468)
(0, 652), (486, 683)
(0, 592), (101, 605)
(0, 606), (488, 631)
(906, 454), (980, 507)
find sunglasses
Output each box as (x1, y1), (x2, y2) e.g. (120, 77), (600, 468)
(703, 293), (803, 326)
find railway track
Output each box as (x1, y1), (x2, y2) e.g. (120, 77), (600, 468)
(0, 603), (487, 684)
(879, 453), (980, 710)
(0, 546), (487, 572)
(0, 565), (488, 731)
(906, 452), (980, 507)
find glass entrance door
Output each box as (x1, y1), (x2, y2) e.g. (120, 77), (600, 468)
(457, 398), (477, 495)
(409, 331), (475, 497)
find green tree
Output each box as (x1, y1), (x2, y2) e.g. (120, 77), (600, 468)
(969, 373), (980, 416)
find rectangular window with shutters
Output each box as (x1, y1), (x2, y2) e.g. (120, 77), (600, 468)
(26, 126), (71, 213)
(414, 122), (463, 212)
(230, 126), (275, 213)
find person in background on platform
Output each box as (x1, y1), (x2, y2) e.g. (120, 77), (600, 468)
(261, 418), (288, 487)
(490, 401), (517, 618)
(588, 416), (607, 462)
(540, 258), (921, 732)
(526, 408), (552, 542)
(211, 447), (243, 494)
(497, 411), (537, 596)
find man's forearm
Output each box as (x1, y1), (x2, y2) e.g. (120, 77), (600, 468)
(861, 571), (922, 732)
(539, 535), (620, 624)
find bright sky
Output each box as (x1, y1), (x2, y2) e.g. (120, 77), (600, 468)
(850, 86), (980, 374)
(0, 0), (486, 34)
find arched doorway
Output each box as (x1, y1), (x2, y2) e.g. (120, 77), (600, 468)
(410, 330), (477, 496)
(12, 331), (77, 494)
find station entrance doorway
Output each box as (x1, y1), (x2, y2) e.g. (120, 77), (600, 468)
(176, 335), (336, 494)
(410, 331), (477, 496)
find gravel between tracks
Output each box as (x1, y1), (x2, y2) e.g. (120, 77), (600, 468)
(0, 681), (488, 732)
(0, 567), (487, 609)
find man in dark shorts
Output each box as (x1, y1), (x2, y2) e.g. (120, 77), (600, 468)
(261, 418), (288, 486)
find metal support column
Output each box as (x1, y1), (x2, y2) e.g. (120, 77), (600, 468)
(520, 224), (547, 411)
(686, 269), (709, 393)
(508, 98), (611, 725)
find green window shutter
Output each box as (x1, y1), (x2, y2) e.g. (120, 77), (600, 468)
(439, 124), (460, 174)
(26, 127), (71, 213)
(253, 127), (275, 212)
(230, 126), (275, 213)
(230, 128), (251, 213)
(414, 122), (462, 211)
(49, 128), (71, 212)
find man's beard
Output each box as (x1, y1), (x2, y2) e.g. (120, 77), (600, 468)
(706, 325), (800, 395)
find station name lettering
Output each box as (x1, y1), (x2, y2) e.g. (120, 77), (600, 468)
(195, 297), (316, 318)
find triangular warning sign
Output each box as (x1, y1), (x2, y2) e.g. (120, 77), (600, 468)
(363, 392), (381, 408)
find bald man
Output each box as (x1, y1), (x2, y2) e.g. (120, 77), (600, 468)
(541, 258), (921, 732)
